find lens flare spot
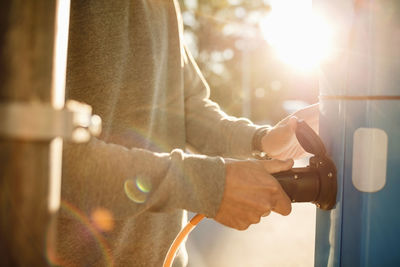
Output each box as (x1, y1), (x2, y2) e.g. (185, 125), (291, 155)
(136, 176), (152, 193)
(91, 207), (115, 232)
(124, 179), (147, 203)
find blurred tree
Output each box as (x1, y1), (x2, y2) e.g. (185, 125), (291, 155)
(179, 0), (318, 124)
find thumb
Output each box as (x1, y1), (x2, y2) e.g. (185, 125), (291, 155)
(286, 116), (298, 132)
(272, 116), (297, 140)
(260, 159), (294, 174)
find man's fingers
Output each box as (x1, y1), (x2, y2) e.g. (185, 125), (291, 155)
(293, 103), (319, 133)
(272, 192), (292, 216)
(260, 159), (294, 174)
(293, 103), (318, 120)
(215, 160), (293, 230)
(262, 210), (271, 217)
(287, 116), (298, 131)
(259, 159), (293, 216)
(276, 116), (297, 138)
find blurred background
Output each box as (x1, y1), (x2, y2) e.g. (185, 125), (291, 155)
(177, 0), (334, 266)
(178, 0), (329, 124)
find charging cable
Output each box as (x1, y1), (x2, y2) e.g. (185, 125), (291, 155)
(163, 214), (205, 267)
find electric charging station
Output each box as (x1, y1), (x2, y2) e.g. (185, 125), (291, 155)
(314, 0), (400, 266)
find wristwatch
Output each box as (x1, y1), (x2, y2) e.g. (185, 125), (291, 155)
(252, 126), (271, 159)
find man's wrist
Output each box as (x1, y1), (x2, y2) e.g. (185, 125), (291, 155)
(252, 127), (271, 159)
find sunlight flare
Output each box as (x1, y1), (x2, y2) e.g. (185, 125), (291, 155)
(260, 0), (334, 72)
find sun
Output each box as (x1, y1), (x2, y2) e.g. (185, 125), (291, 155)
(259, 0), (334, 72)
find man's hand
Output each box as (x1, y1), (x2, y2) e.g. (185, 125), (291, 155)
(261, 103), (319, 160)
(215, 159), (293, 230)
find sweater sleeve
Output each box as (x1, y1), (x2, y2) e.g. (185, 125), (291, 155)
(62, 138), (226, 219)
(183, 47), (262, 158)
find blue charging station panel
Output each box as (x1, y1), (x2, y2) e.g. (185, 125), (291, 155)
(314, 1), (400, 266)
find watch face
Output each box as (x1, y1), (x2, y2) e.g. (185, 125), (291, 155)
(295, 120), (326, 156)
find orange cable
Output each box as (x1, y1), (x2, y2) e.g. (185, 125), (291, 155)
(163, 214), (205, 267)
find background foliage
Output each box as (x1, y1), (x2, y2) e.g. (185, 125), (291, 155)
(179, 0), (318, 125)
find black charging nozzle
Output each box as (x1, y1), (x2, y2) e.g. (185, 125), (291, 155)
(273, 120), (337, 210)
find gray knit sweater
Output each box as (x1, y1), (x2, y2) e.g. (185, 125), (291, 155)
(57, 0), (260, 266)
